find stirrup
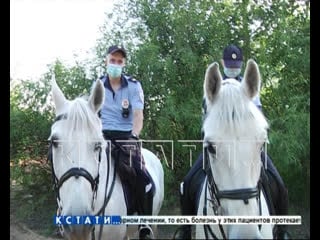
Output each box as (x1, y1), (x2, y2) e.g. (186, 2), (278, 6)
(139, 224), (154, 239)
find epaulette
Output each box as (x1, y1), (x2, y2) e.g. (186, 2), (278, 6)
(125, 75), (139, 83)
(236, 75), (243, 82)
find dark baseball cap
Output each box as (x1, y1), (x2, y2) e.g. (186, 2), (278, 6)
(107, 45), (127, 58)
(223, 44), (243, 68)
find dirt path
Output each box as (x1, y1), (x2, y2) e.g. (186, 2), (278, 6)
(10, 217), (60, 240)
(10, 184), (60, 240)
(10, 224), (59, 240)
(9, 182), (180, 239)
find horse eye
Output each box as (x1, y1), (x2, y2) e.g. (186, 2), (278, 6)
(50, 135), (60, 148)
(207, 144), (216, 155)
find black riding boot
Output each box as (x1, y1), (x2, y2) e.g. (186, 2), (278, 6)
(174, 182), (192, 240)
(270, 179), (291, 240)
(139, 189), (154, 239)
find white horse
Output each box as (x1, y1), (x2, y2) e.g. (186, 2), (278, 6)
(196, 59), (273, 239)
(48, 77), (164, 240)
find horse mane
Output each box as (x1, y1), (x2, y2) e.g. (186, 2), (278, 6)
(204, 79), (269, 140)
(64, 95), (104, 141)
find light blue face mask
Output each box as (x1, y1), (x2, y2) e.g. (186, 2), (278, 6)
(223, 67), (241, 78)
(107, 64), (123, 78)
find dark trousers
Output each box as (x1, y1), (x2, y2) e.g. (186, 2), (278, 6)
(180, 151), (289, 216)
(102, 130), (152, 215)
(260, 152), (289, 216)
(180, 153), (205, 215)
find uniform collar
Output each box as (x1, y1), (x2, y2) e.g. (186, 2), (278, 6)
(104, 74), (128, 92)
(223, 74), (242, 82)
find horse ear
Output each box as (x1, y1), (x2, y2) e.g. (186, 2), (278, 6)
(88, 79), (105, 113)
(242, 59), (261, 99)
(51, 74), (67, 114)
(204, 62), (222, 104)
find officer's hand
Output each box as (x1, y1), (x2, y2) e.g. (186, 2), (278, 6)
(129, 133), (139, 140)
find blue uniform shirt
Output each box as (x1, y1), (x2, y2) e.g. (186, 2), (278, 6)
(99, 74), (144, 131)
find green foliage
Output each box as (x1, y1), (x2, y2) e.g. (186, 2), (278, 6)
(10, 59), (94, 159)
(49, 59), (93, 99)
(254, 1), (310, 204)
(268, 108), (310, 203)
(10, 106), (51, 160)
(161, 163), (180, 209)
(10, 76), (52, 160)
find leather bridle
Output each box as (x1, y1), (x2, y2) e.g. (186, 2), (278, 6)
(202, 145), (263, 239)
(48, 114), (116, 240)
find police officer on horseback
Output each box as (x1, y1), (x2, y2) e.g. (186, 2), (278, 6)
(98, 45), (153, 239)
(175, 44), (291, 240)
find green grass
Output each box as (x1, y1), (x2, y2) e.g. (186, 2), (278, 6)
(11, 182), (57, 237)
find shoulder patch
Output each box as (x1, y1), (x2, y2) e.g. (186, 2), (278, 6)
(128, 78), (138, 83)
(125, 75), (139, 83)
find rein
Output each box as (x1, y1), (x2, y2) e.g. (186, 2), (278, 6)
(202, 146), (263, 239)
(48, 114), (117, 240)
(92, 143), (117, 240)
